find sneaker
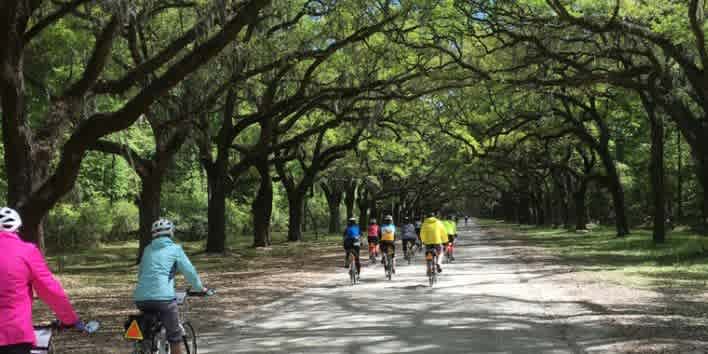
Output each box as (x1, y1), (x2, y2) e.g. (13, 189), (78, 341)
(436, 265), (442, 273)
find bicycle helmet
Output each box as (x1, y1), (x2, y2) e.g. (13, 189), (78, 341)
(151, 218), (175, 238)
(370, 218), (377, 224)
(348, 217), (357, 225)
(383, 215), (393, 223)
(0, 207), (22, 233)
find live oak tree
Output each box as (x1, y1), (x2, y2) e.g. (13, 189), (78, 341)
(0, 0), (270, 244)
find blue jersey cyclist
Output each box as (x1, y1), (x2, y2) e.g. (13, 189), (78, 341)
(343, 217), (362, 276)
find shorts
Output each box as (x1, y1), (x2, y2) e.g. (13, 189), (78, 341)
(343, 238), (361, 250)
(136, 300), (183, 343)
(425, 244), (442, 254)
(380, 240), (395, 255)
(402, 239), (418, 250)
(0, 344), (31, 354)
(367, 236), (379, 245)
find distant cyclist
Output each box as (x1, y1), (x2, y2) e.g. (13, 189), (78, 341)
(0, 207), (83, 354)
(342, 217), (362, 277)
(414, 218), (423, 252)
(379, 215), (396, 270)
(400, 217), (418, 259)
(367, 218), (381, 259)
(465, 216), (469, 225)
(134, 218), (208, 354)
(420, 211), (449, 273)
(442, 216), (458, 261)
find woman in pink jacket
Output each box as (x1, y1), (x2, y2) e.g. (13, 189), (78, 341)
(0, 207), (80, 354)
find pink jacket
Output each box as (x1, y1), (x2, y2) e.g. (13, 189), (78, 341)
(0, 232), (78, 346)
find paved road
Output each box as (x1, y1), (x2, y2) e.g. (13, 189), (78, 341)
(200, 222), (620, 353)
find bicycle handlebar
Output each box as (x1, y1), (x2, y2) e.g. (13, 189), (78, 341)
(39, 320), (100, 334)
(186, 288), (216, 297)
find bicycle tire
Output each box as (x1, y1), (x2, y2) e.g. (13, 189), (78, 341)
(349, 254), (357, 285)
(182, 322), (197, 354)
(427, 260), (434, 287)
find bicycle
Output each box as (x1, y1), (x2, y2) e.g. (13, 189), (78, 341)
(403, 240), (416, 265)
(382, 246), (395, 280)
(444, 242), (454, 264)
(346, 248), (360, 285)
(368, 240), (378, 264)
(425, 246), (439, 287)
(32, 319), (100, 354)
(125, 289), (214, 354)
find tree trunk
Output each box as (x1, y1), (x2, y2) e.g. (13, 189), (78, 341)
(322, 182), (343, 233)
(677, 128), (683, 220)
(137, 174), (162, 262)
(695, 156), (708, 229)
(357, 189), (368, 230)
(573, 182), (588, 231)
(287, 190), (305, 242)
(1, 5), (39, 243)
(598, 148), (630, 236)
(345, 180), (357, 219)
(646, 96), (666, 243)
(252, 162), (272, 247)
(205, 156), (228, 253)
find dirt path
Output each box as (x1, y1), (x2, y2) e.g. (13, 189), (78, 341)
(52, 222), (708, 353)
(198, 221), (692, 354)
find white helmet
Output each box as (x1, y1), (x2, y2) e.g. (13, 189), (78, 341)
(151, 218), (174, 238)
(0, 207), (22, 233)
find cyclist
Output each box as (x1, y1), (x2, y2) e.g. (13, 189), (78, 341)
(134, 218), (208, 354)
(442, 216), (458, 261)
(379, 215), (396, 270)
(465, 215), (469, 225)
(400, 217), (417, 259)
(0, 207), (82, 354)
(420, 211), (448, 273)
(367, 218), (381, 259)
(414, 218), (423, 253)
(342, 217), (362, 277)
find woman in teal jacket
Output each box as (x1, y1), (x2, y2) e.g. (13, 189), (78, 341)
(134, 219), (207, 354)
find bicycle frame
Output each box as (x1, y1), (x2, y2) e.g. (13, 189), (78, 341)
(31, 326), (53, 354)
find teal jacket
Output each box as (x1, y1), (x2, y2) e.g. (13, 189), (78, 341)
(133, 237), (204, 302)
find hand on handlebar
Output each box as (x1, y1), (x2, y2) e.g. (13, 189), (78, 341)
(187, 287), (216, 296)
(52, 319), (100, 334)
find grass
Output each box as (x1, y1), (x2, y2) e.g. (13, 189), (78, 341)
(478, 219), (708, 291)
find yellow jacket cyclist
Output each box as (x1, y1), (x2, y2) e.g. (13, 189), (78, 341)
(442, 218), (458, 261)
(420, 214), (448, 272)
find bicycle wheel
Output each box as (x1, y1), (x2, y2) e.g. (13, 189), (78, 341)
(427, 260), (434, 287)
(349, 259), (357, 285)
(182, 322), (197, 354)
